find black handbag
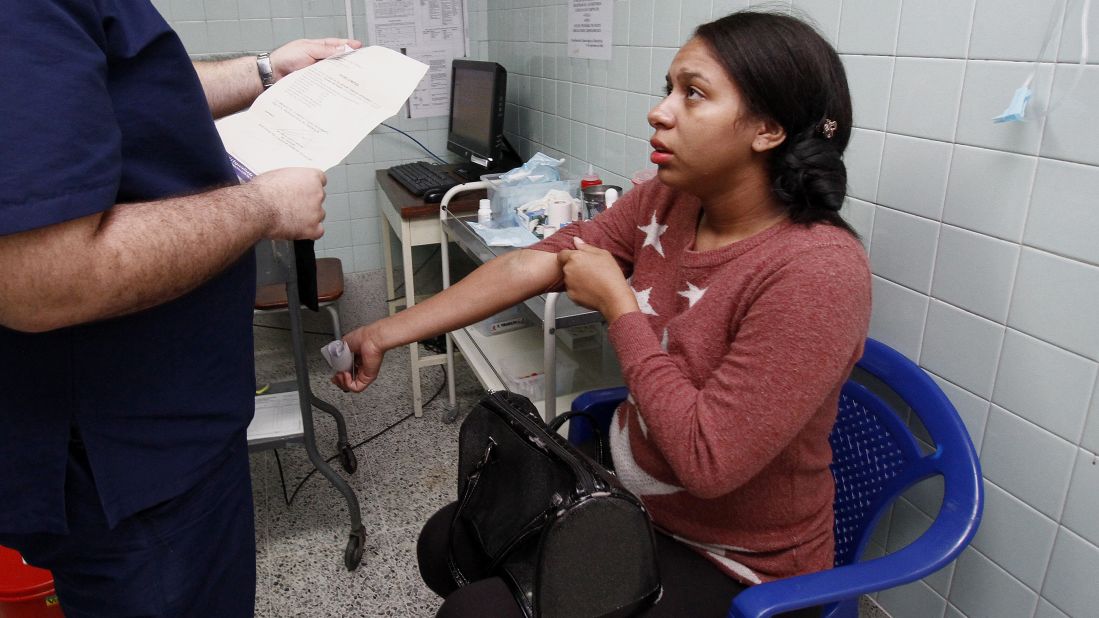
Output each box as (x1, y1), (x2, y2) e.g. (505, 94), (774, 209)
(450, 391), (662, 618)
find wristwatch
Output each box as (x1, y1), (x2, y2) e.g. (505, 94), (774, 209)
(256, 52), (275, 89)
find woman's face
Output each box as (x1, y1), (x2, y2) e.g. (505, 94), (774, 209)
(647, 37), (777, 195)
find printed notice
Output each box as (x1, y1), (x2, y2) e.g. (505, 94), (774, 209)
(568, 0), (613, 60)
(365, 0), (469, 117)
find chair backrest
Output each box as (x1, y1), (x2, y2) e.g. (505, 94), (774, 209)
(569, 339), (983, 577)
(829, 338), (983, 570)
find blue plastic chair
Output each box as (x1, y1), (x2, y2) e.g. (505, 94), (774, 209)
(567, 338), (984, 618)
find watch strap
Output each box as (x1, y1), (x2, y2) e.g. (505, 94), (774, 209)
(256, 52), (275, 89)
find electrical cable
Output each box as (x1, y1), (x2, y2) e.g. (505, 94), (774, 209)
(386, 245), (440, 302)
(271, 365), (450, 506)
(380, 122), (448, 164)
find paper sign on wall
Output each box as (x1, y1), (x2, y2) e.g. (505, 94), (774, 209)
(365, 0), (469, 117)
(568, 0), (613, 60)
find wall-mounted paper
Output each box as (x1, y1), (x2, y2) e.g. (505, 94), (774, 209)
(216, 46), (427, 180)
(365, 0), (469, 118)
(568, 0), (613, 60)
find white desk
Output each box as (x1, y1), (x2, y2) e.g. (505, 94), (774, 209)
(376, 169), (484, 416)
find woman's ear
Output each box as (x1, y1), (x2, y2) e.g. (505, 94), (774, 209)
(752, 119), (786, 153)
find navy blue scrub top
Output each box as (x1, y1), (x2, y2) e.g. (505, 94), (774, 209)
(0, 0), (256, 534)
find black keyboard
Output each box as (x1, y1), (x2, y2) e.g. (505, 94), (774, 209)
(387, 162), (459, 200)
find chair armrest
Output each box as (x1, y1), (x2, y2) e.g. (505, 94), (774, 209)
(729, 515), (974, 618)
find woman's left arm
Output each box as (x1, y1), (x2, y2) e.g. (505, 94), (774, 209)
(609, 244), (871, 498)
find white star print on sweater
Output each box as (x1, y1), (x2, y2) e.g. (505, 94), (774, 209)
(632, 286), (658, 316)
(638, 213), (668, 257)
(677, 281), (707, 308)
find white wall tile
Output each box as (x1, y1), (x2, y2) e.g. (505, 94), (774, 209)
(969, 0), (1065, 61)
(870, 207), (940, 293)
(838, 0), (901, 55)
(931, 374), (990, 452)
(942, 145), (1035, 243)
(626, 93), (651, 140)
(628, 0), (654, 47)
(1062, 448), (1099, 546)
(841, 197), (875, 248)
(678, 0), (713, 45)
(878, 580), (947, 618)
(897, 0), (974, 59)
(204, 0), (237, 21)
(993, 329), (1096, 442)
(652, 0), (683, 48)
(712, 0), (750, 19)
(948, 547), (1038, 618)
(1084, 374), (1099, 454)
(981, 405), (1076, 520)
(1041, 65), (1099, 166)
(971, 480), (1058, 590)
(613, 0), (631, 46)
(171, 0), (206, 21)
(793, 0), (842, 45)
(845, 128), (885, 202)
(1033, 600), (1070, 618)
(1041, 528), (1099, 618)
(955, 61), (1054, 156)
(884, 498), (933, 553)
(921, 300), (1003, 398)
(1025, 158), (1099, 266)
(1008, 248), (1099, 362)
(887, 58), (965, 141)
(1057, 0), (1099, 63)
(843, 55), (893, 131)
(650, 47), (677, 97)
(877, 134), (952, 219)
(627, 46), (652, 94)
(931, 224), (1018, 323)
(869, 275), (929, 360)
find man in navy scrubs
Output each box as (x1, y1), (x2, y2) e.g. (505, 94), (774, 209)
(0, 2), (360, 615)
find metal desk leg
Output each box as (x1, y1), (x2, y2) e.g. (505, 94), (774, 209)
(402, 218), (425, 417)
(543, 292), (560, 423)
(381, 216), (398, 316)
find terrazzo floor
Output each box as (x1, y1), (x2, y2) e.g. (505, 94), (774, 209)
(249, 269), (891, 618)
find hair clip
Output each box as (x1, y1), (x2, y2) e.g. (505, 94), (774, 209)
(821, 119), (838, 139)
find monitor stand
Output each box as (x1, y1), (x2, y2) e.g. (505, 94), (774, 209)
(452, 136), (523, 181)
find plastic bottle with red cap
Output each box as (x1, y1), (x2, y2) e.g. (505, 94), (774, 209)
(580, 163), (602, 189)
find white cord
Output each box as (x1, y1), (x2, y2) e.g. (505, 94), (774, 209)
(1044, 0), (1092, 117)
(344, 0), (355, 41)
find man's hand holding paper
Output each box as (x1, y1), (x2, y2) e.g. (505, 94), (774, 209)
(217, 46), (429, 178)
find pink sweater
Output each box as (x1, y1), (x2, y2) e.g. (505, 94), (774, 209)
(531, 179), (871, 584)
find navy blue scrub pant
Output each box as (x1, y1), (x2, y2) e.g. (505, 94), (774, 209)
(0, 433), (255, 617)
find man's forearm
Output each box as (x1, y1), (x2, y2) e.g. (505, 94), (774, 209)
(193, 55), (264, 119)
(0, 184), (272, 333)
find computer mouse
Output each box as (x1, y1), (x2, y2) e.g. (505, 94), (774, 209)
(422, 187), (447, 203)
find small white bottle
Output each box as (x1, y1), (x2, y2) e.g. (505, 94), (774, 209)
(477, 198), (492, 224)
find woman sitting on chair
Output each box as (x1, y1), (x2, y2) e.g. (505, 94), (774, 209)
(334, 9), (870, 617)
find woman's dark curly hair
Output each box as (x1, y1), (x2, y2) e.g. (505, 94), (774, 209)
(694, 11), (855, 235)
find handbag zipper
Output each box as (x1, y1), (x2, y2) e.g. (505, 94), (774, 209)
(485, 391), (605, 494)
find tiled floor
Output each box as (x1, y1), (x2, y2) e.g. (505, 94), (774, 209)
(249, 270), (891, 618)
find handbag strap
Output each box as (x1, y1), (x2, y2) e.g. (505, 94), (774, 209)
(547, 411), (610, 469)
(447, 437), (496, 588)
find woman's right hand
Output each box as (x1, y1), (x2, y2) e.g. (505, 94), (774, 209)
(331, 324), (385, 393)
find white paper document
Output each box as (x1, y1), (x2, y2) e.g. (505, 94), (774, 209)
(568, 0), (613, 60)
(216, 46), (428, 179)
(248, 390), (304, 443)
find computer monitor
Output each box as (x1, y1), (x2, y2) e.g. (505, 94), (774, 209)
(447, 59), (520, 180)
